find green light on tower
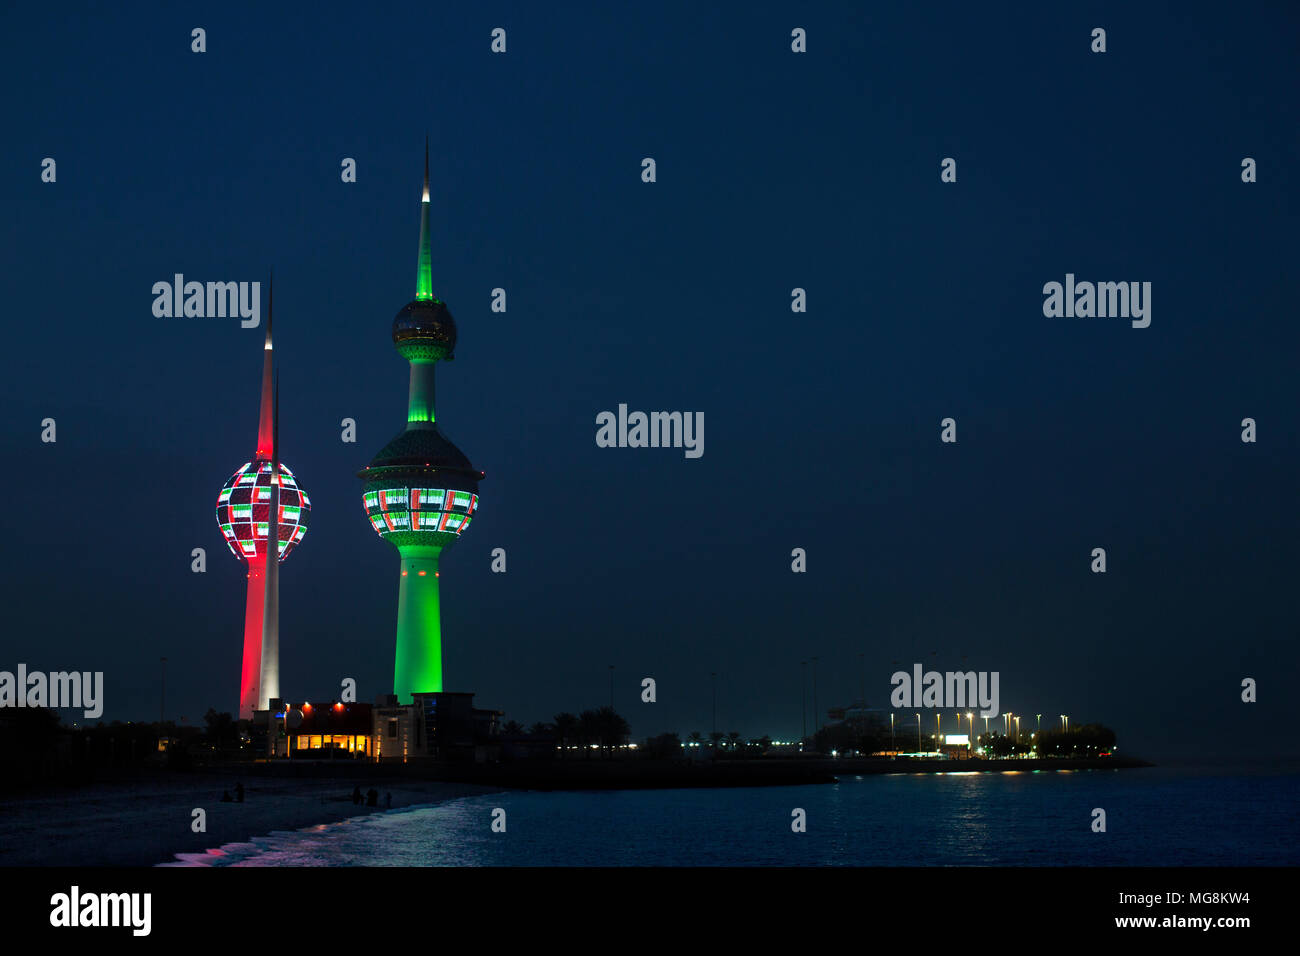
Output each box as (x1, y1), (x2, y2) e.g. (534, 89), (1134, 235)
(394, 546), (443, 695)
(415, 138), (434, 303)
(361, 144), (482, 703)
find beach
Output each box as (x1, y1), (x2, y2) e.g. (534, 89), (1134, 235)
(0, 773), (501, 867)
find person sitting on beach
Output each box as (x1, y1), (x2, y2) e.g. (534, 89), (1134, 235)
(352, 786), (363, 806)
(366, 788), (378, 807)
(220, 791), (232, 803)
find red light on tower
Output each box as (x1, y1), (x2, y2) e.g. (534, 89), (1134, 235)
(215, 278), (309, 719)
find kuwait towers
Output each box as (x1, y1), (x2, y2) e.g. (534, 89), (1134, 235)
(360, 146), (482, 702)
(215, 281), (311, 719)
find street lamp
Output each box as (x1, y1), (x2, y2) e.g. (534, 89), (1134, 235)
(812, 656), (819, 734)
(858, 652), (866, 710)
(967, 712), (974, 758)
(800, 661), (807, 745)
(915, 713), (921, 752)
(710, 671), (716, 738)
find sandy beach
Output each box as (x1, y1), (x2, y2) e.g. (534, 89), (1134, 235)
(0, 774), (501, 866)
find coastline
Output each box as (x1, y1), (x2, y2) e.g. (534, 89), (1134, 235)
(0, 774), (502, 867)
(0, 756), (1153, 865)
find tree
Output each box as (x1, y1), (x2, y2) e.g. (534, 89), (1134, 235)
(578, 706), (630, 757)
(578, 710), (599, 756)
(986, 733), (1014, 757)
(553, 713), (578, 756)
(0, 707), (62, 786)
(1037, 724), (1116, 757)
(501, 720), (525, 736)
(812, 721), (857, 755)
(202, 709), (236, 748)
(726, 731), (741, 753)
(643, 732), (681, 760)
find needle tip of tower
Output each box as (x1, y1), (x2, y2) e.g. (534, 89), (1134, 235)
(265, 272), (274, 349)
(422, 137), (430, 203)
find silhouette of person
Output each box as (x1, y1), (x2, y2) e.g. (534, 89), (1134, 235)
(220, 791), (232, 803)
(352, 786), (363, 805)
(234, 782), (244, 803)
(385, 792), (392, 809)
(366, 788), (378, 807)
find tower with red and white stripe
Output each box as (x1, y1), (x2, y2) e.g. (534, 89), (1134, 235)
(358, 145), (483, 702)
(215, 280), (310, 719)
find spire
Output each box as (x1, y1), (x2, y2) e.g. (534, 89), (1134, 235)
(272, 375), (279, 473)
(259, 369), (281, 707)
(255, 273), (275, 458)
(265, 269), (274, 350)
(423, 136), (430, 203)
(416, 139), (434, 301)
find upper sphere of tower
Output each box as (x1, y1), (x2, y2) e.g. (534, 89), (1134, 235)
(393, 298), (457, 362)
(216, 460), (310, 563)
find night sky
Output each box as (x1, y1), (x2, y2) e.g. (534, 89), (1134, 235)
(3, 2), (1296, 763)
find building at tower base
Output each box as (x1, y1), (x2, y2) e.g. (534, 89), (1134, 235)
(250, 693), (501, 762)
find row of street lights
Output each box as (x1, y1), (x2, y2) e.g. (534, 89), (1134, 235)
(605, 661), (1074, 751)
(887, 710), (1074, 753)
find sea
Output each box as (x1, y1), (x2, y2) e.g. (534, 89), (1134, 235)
(167, 766), (1300, 867)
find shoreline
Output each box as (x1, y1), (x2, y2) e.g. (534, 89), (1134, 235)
(0, 756), (1154, 866)
(0, 774), (502, 867)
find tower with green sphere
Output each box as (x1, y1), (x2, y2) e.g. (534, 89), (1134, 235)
(359, 144), (483, 702)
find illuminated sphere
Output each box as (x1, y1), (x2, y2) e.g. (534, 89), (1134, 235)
(392, 298), (457, 363)
(359, 428), (480, 550)
(215, 460), (311, 562)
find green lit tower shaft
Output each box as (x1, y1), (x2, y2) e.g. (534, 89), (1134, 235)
(361, 144), (482, 702)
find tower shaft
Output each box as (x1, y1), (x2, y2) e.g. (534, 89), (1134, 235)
(393, 545), (444, 699)
(407, 360), (436, 424)
(238, 556), (268, 719)
(258, 521), (280, 709)
(258, 378), (281, 710)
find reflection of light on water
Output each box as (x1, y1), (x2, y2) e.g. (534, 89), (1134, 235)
(157, 775), (1296, 867)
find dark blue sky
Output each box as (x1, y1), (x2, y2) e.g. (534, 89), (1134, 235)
(2, 2), (1297, 761)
